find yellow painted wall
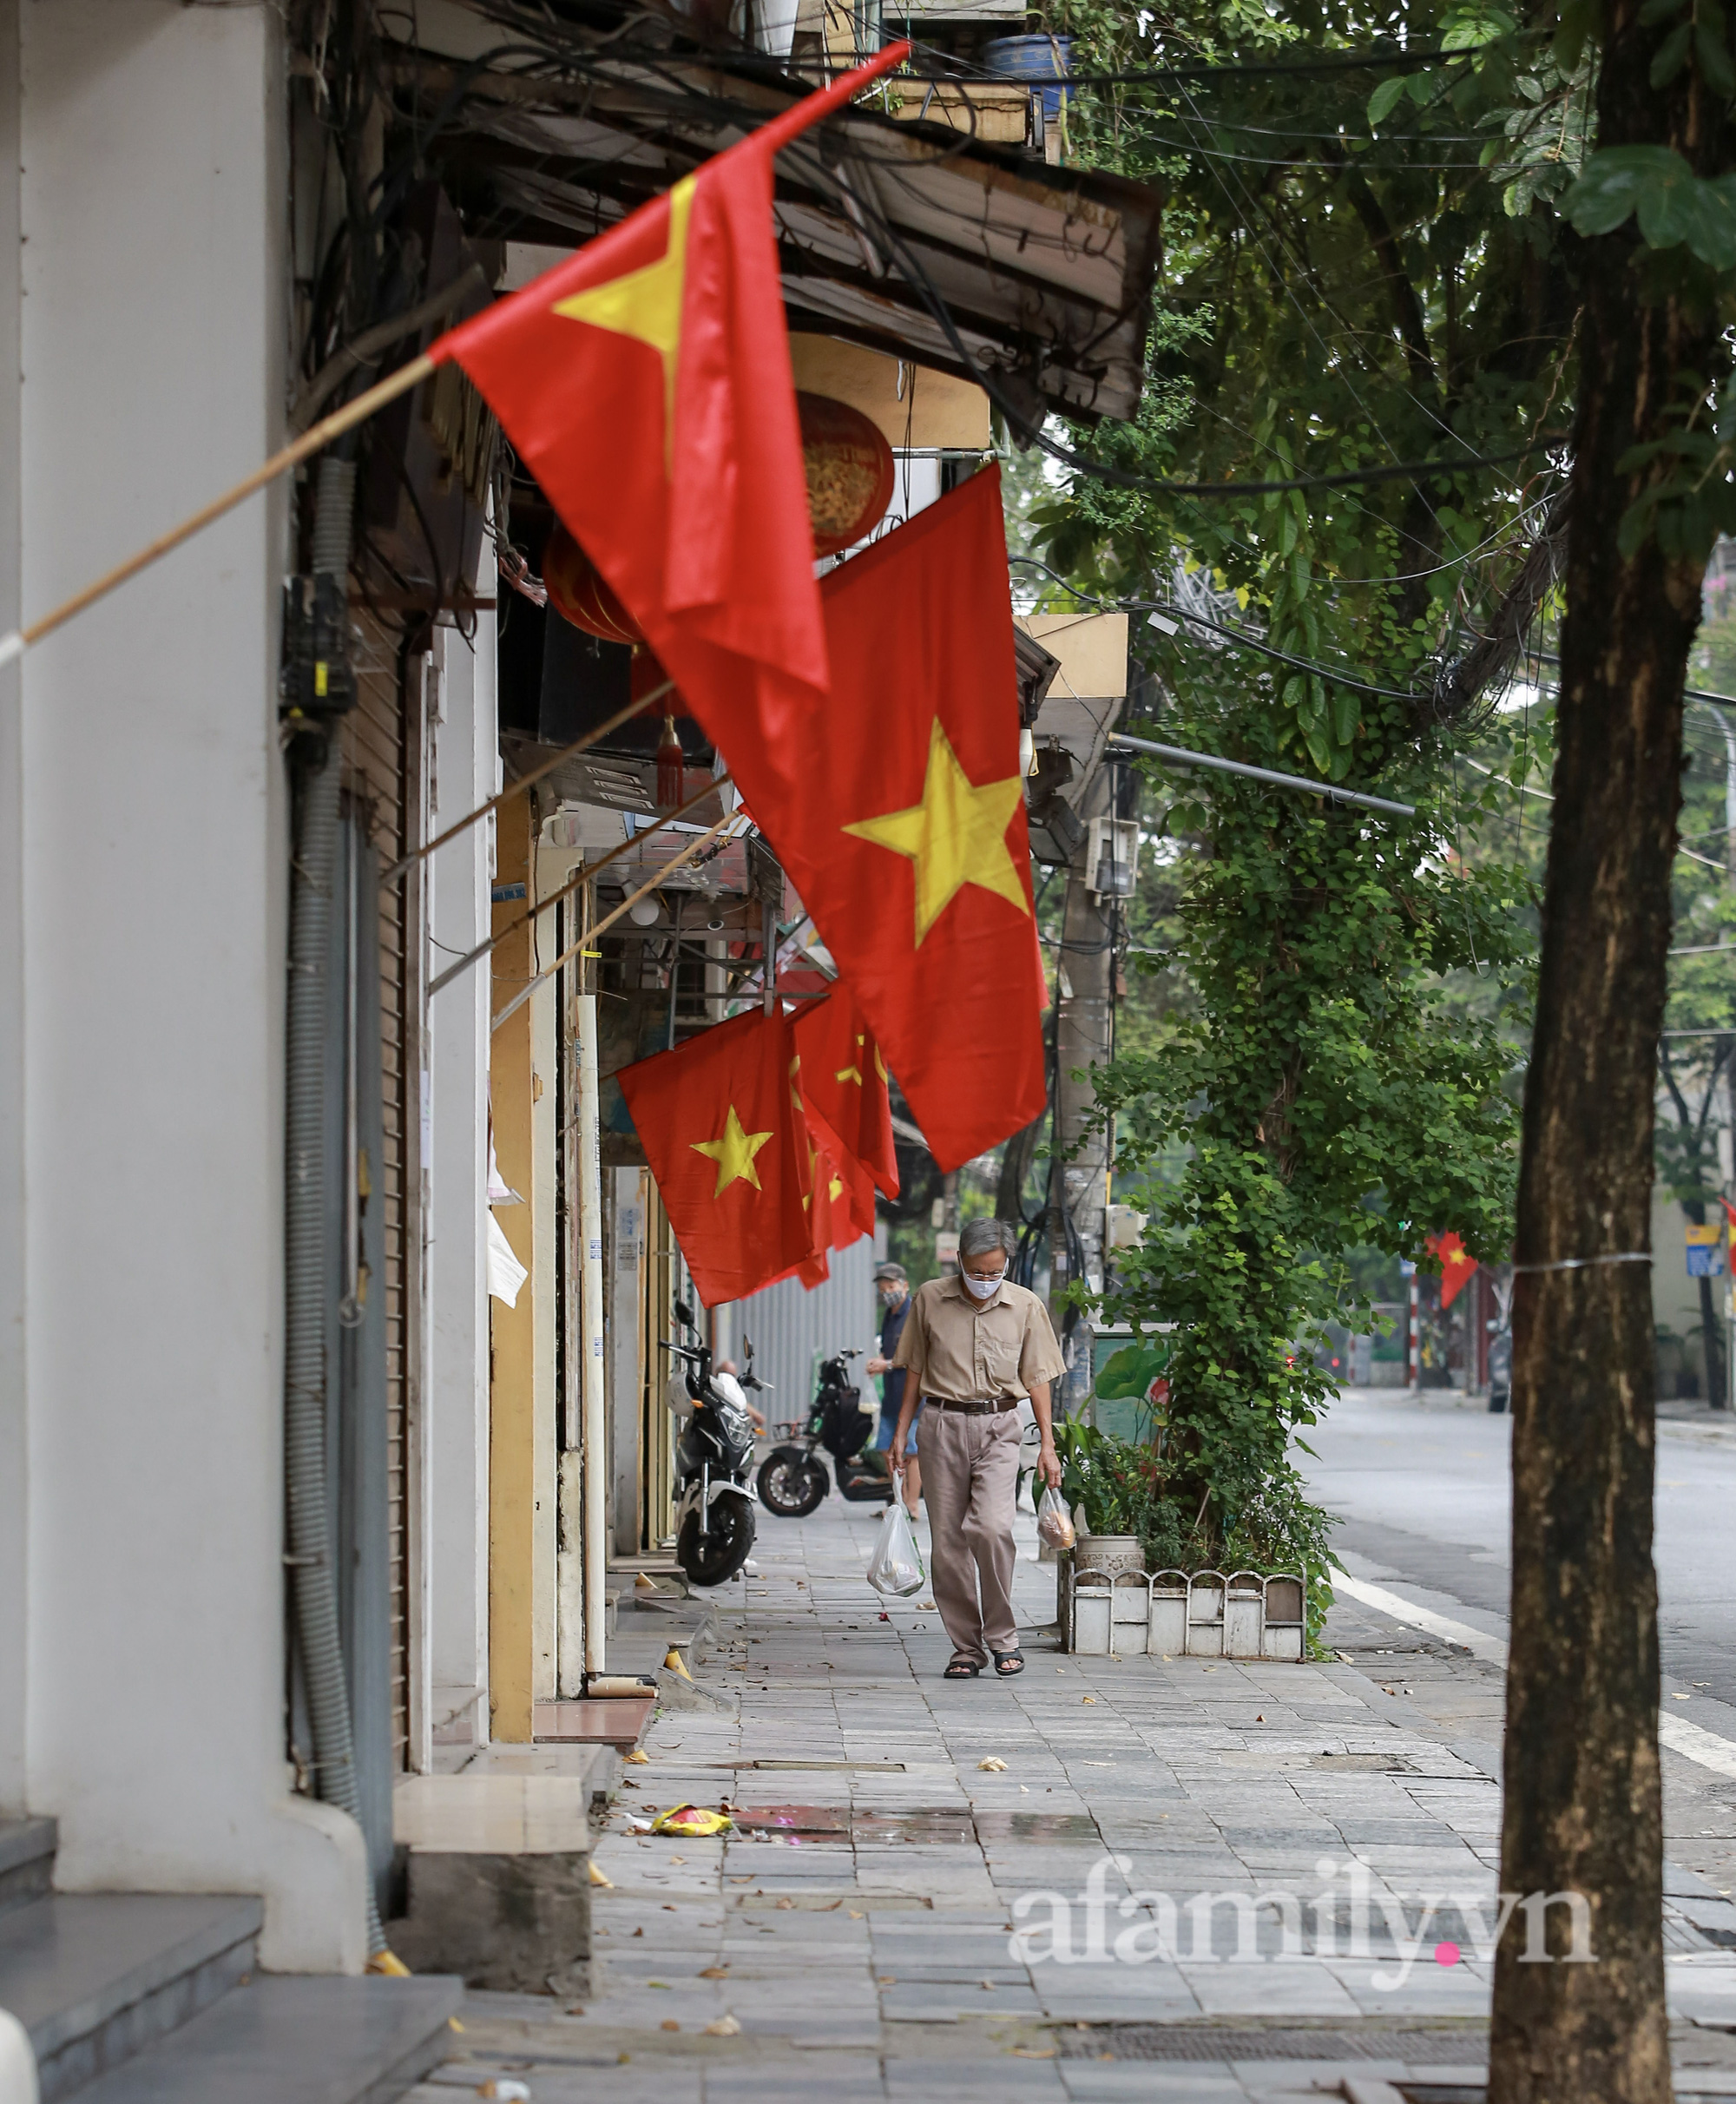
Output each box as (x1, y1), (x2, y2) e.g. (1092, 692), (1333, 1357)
(790, 333), (990, 452)
(1016, 611), (1130, 700)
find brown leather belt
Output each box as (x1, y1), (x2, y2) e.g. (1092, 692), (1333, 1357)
(925, 1396), (1016, 1415)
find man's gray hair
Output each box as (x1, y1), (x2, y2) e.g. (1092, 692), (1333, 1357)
(958, 1217), (1015, 1261)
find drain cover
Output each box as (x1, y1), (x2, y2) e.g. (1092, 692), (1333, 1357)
(1055, 2024), (1489, 2064)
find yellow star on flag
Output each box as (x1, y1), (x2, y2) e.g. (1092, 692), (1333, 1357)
(552, 174), (694, 470)
(690, 1102), (773, 1197)
(842, 719), (1029, 946)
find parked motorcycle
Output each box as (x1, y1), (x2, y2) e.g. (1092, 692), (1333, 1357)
(756, 1348), (892, 1517)
(662, 1298), (759, 1586)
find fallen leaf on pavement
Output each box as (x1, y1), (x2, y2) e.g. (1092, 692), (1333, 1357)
(1081, 1696), (1096, 1706)
(699, 1966), (730, 1979)
(625, 1750), (650, 1765)
(977, 1757), (1008, 1772)
(703, 2015), (741, 2037)
(878, 1976), (897, 1985)
(589, 1864), (614, 1888)
(661, 2019), (681, 2033)
(848, 1910), (864, 1919)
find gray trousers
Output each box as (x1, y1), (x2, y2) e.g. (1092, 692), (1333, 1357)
(916, 1405), (1022, 1662)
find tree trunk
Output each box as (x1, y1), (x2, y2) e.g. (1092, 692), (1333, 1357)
(1490, 13), (1721, 2096)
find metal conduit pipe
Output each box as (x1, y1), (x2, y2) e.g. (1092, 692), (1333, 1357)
(284, 455), (385, 1953)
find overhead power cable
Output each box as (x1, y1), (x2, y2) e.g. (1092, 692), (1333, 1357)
(786, 133), (1563, 500)
(1007, 556), (1425, 700)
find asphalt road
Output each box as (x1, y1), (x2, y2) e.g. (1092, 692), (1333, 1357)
(1301, 1386), (1736, 1710)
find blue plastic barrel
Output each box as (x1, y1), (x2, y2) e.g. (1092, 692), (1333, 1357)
(979, 33), (1075, 124)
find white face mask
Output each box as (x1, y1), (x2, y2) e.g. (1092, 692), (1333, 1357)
(962, 1268), (1005, 1301)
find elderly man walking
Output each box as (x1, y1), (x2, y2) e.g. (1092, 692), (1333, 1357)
(889, 1220), (1064, 1679)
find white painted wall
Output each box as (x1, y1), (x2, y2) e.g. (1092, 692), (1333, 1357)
(0, 0), (23, 1822)
(426, 614), (496, 1750)
(17, 0), (363, 1969)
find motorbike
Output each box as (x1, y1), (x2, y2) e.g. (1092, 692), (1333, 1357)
(662, 1297), (760, 1586)
(756, 1347), (893, 1518)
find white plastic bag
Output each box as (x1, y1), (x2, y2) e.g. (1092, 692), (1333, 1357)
(866, 1500), (925, 1597)
(1036, 1485), (1075, 1552)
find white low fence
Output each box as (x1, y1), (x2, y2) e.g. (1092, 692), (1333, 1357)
(1069, 1568), (1305, 1660)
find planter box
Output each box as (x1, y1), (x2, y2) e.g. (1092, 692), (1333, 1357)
(1069, 1568), (1305, 1660)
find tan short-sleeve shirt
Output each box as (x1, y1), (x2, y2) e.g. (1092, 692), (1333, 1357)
(891, 1275), (1065, 1404)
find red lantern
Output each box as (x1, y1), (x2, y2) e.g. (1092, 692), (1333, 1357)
(543, 523), (642, 644)
(799, 392), (896, 556)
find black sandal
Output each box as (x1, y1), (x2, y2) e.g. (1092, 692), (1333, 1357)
(992, 1649), (1025, 1677)
(944, 1657), (983, 1679)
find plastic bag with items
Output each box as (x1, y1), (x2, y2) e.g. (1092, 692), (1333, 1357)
(865, 1499), (925, 1597)
(1036, 1485), (1075, 1552)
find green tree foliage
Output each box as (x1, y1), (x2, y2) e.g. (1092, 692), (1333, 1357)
(1019, 0), (1589, 1585)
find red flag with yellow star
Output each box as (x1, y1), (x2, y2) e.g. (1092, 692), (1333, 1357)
(1426, 1232), (1479, 1309)
(428, 49), (906, 754)
(727, 470), (1046, 1169)
(792, 985), (899, 1213)
(616, 1007), (814, 1308)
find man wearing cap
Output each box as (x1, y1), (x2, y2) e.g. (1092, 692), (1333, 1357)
(867, 1261), (919, 1518)
(888, 1219), (1064, 1679)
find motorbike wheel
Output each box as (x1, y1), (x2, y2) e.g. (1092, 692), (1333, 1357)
(677, 1494), (757, 1587)
(756, 1450), (829, 1518)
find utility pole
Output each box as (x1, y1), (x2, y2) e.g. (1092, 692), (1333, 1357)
(1048, 763), (1114, 1416)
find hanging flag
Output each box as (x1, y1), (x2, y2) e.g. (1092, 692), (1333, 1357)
(792, 984), (900, 1204)
(722, 469), (1046, 1169)
(428, 47), (907, 765)
(1426, 1231), (1479, 1309)
(617, 1008), (814, 1307)
(760, 1046), (863, 1291)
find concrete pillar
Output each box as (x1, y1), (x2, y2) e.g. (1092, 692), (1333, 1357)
(426, 618), (496, 1753)
(16, 0), (365, 1966)
(0, 0), (22, 1820)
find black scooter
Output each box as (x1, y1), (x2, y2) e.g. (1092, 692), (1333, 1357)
(756, 1348), (893, 1517)
(663, 1298), (759, 1586)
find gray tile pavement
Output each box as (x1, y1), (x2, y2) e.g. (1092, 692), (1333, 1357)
(417, 1492), (1736, 2101)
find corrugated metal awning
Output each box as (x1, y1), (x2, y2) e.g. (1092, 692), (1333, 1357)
(382, 3), (1163, 425)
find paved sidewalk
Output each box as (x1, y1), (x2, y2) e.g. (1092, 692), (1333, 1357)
(411, 1495), (1736, 2102)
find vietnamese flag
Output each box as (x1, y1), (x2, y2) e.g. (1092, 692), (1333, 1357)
(617, 1008), (813, 1308)
(721, 469), (1046, 1169)
(1426, 1232), (1479, 1309)
(429, 46), (907, 753)
(792, 984), (900, 1206)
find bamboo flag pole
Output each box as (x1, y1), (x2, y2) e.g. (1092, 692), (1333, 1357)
(0, 353), (437, 674)
(429, 768), (733, 996)
(0, 43), (911, 680)
(0, 317), (682, 862)
(491, 809), (740, 1034)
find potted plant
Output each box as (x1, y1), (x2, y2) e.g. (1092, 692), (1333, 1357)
(1055, 1418), (1176, 1576)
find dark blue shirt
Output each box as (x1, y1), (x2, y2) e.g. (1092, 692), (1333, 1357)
(879, 1295), (911, 1421)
